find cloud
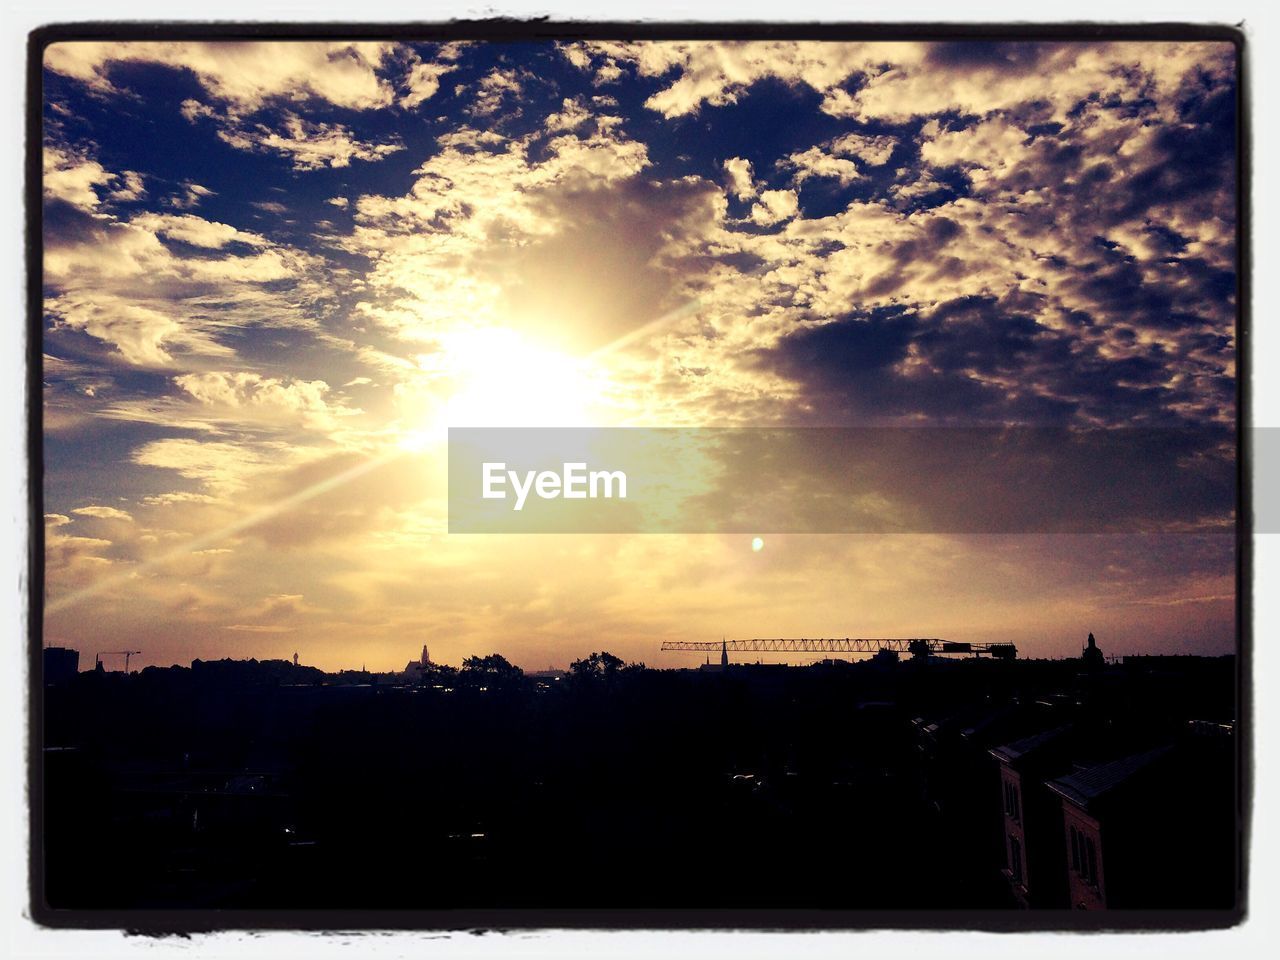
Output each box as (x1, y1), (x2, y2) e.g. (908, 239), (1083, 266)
(110, 170), (147, 202)
(567, 41), (899, 118)
(72, 505), (134, 521)
(39, 40), (1239, 666)
(43, 144), (121, 210)
(465, 66), (526, 118)
(44, 169), (331, 368)
(130, 437), (305, 496)
(206, 110), (404, 171)
(723, 157), (756, 200)
(44, 512), (117, 590)
(577, 40), (1235, 141)
(92, 369), (367, 443)
(786, 146), (860, 187)
(338, 104), (667, 355)
(832, 132), (896, 166)
(141, 491), (221, 507)
(222, 592), (321, 633)
(749, 189), (799, 226)
(833, 41), (1235, 123)
(545, 97), (593, 132)
(167, 181), (215, 210)
(46, 295), (231, 367)
(585, 42), (1237, 435)
(784, 133), (897, 188)
(45, 40), (399, 112)
(131, 212), (268, 249)
(558, 42), (629, 88)
(673, 425), (1232, 534)
(180, 98), (216, 122)
(401, 46), (461, 108)
(172, 371), (360, 433)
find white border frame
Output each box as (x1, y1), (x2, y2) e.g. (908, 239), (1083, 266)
(3, 3), (1274, 956)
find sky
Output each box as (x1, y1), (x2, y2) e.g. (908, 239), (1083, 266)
(40, 38), (1239, 671)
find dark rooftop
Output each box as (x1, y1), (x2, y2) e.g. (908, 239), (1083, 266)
(989, 723), (1073, 765)
(1046, 745), (1175, 810)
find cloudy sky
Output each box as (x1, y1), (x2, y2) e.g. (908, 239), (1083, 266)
(41, 38), (1238, 670)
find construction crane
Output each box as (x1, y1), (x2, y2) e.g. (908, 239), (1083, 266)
(95, 650), (142, 673)
(661, 638), (1017, 660)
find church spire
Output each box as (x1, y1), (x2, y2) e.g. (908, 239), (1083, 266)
(1082, 631), (1104, 672)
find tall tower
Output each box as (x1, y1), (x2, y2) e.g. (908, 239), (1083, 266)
(720, 638), (729, 669)
(421, 644), (431, 667)
(1082, 632), (1104, 672)
(292, 651), (299, 667)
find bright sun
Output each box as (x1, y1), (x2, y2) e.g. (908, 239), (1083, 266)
(444, 327), (598, 427)
(398, 326), (605, 449)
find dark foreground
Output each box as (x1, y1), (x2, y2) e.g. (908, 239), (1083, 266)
(38, 650), (1240, 919)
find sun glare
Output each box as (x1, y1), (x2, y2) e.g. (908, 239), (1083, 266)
(397, 327), (606, 450)
(444, 327), (599, 427)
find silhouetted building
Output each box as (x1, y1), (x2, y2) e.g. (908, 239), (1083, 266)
(1050, 747), (1168, 909)
(1081, 632), (1104, 674)
(990, 725), (1075, 908)
(697, 640), (730, 673)
(43, 646), (79, 686)
(402, 645), (434, 682)
(37, 641), (1239, 915)
(1047, 738), (1235, 910)
(914, 708), (1011, 897)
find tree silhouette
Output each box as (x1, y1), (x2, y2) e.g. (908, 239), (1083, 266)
(419, 662), (459, 688)
(568, 651), (644, 688)
(459, 653), (525, 692)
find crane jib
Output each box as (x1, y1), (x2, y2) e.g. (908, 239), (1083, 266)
(659, 639), (1017, 658)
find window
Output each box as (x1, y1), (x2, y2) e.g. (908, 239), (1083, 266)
(1002, 779), (1022, 822)
(1068, 824), (1098, 887)
(1010, 835), (1023, 884)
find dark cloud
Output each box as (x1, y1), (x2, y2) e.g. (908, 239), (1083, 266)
(924, 41), (1063, 74)
(676, 424), (1235, 534)
(751, 280), (1232, 429)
